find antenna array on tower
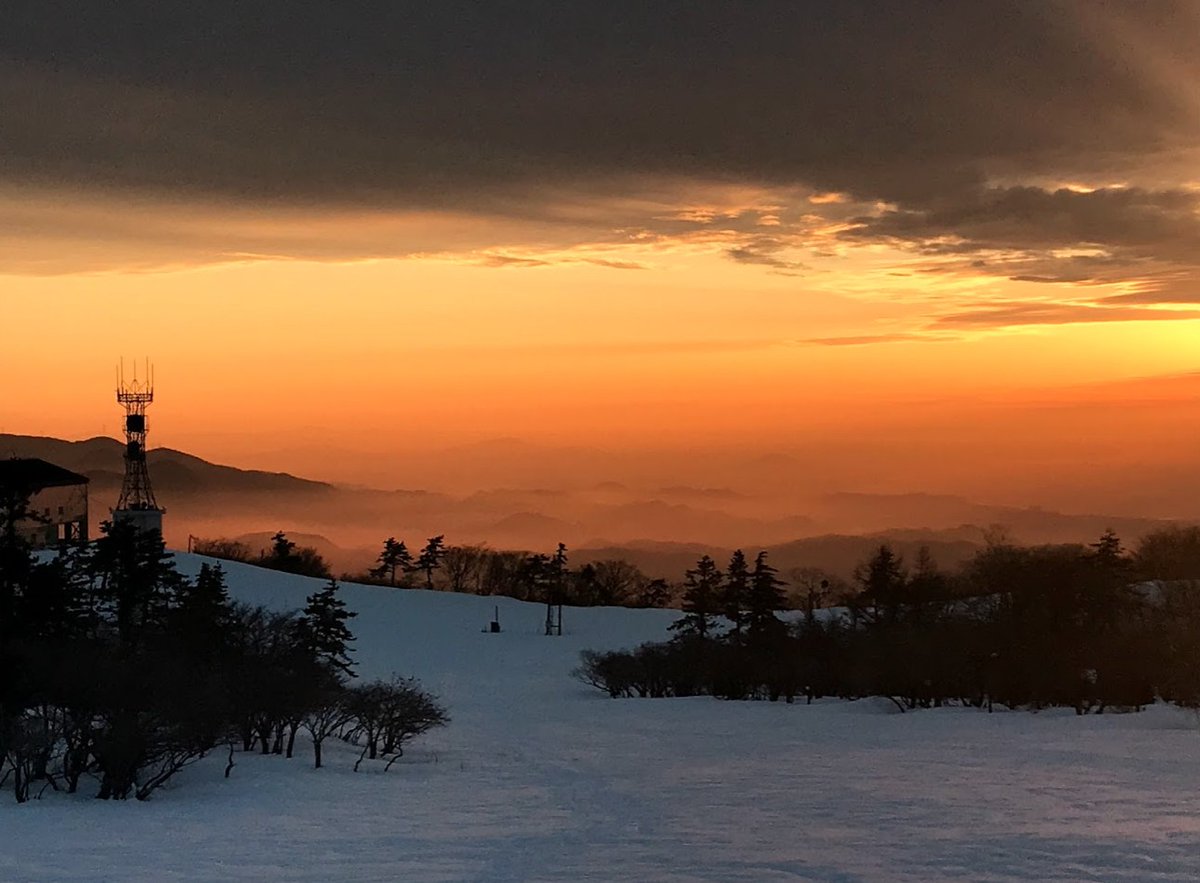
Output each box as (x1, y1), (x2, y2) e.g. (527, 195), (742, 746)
(113, 358), (164, 533)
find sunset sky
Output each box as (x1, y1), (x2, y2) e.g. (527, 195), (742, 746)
(3, 2), (1200, 516)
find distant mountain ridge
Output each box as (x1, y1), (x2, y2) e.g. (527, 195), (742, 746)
(3, 433), (1189, 578)
(574, 530), (985, 582)
(0, 434), (330, 495)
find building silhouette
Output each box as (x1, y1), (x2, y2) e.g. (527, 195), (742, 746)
(0, 457), (90, 548)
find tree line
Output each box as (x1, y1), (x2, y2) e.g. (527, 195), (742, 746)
(194, 532), (672, 607)
(576, 528), (1200, 715)
(362, 536), (671, 607)
(0, 490), (446, 803)
(191, 532), (334, 579)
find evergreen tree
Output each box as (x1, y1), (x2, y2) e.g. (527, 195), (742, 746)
(270, 531), (296, 560)
(1084, 529), (1134, 631)
(1092, 528), (1124, 565)
(89, 519), (184, 646)
(260, 531), (331, 578)
(0, 484), (36, 641)
(300, 578), (357, 678)
(369, 537), (413, 586)
(722, 550), (750, 638)
(21, 547), (92, 641)
(416, 535), (447, 590)
(746, 551), (787, 643)
(1090, 529), (1131, 592)
(549, 543), (569, 597)
(638, 578), (672, 609)
(906, 546), (946, 622)
(856, 544), (907, 624)
(173, 562), (234, 657)
(671, 555), (723, 640)
(519, 552), (553, 602)
(193, 561), (231, 609)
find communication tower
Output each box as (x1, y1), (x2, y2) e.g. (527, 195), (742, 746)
(113, 359), (164, 535)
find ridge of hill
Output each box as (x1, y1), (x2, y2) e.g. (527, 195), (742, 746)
(0, 434), (330, 495)
(3, 433), (1189, 578)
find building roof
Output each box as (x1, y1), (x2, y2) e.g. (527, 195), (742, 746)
(0, 458), (90, 491)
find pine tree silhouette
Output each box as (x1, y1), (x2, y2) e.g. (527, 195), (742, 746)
(301, 578), (358, 677)
(746, 551), (787, 643)
(672, 555), (723, 640)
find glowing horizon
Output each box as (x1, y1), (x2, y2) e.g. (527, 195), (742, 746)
(3, 4), (1200, 523)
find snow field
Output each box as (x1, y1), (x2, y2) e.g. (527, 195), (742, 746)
(2, 554), (1200, 882)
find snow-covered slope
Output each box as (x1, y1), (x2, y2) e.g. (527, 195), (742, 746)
(4, 555), (1200, 882)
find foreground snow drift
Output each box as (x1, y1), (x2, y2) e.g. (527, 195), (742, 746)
(4, 554), (1200, 882)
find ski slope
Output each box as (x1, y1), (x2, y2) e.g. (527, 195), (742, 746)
(4, 554), (1200, 882)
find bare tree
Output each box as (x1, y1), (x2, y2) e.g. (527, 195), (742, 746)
(4, 707), (65, 803)
(342, 678), (449, 772)
(589, 559), (645, 606)
(301, 688), (352, 770)
(479, 550), (528, 598)
(788, 567), (837, 626)
(441, 545), (488, 593)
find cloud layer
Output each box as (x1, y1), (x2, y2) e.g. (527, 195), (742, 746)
(5, 3), (1197, 202)
(3, 1), (1200, 329)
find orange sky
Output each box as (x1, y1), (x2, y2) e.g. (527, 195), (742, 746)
(4, 4), (1200, 518)
(3, 194), (1199, 514)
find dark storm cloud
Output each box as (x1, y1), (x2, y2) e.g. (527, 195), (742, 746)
(4, 0), (1200, 311)
(844, 187), (1200, 257)
(2, 1), (1197, 209)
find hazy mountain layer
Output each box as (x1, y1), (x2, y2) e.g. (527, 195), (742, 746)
(2, 433), (1185, 579)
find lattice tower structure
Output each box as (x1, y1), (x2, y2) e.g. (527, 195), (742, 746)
(116, 368), (160, 512)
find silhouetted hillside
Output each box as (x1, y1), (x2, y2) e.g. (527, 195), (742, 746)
(0, 434), (330, 496)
